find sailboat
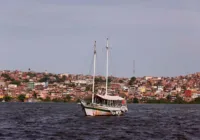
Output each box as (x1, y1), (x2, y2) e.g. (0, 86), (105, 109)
(80, 38), (128, 116)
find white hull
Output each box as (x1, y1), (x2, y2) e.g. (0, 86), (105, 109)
(81, 101), (127, 116)
(83, 107), (113, 116)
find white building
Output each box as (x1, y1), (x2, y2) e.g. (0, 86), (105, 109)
(144, 76), (153, 80)
(8, 84), (17, 89)
(34, 82), (46, 87)
(0, 81), (6, 87)
(72, 80), (87, 85)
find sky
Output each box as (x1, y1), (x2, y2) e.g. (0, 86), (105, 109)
(0, 0), (200, 78)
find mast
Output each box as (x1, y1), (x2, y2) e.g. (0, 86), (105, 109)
(105, 38), (109, 96)
(92, 41), (96, 103)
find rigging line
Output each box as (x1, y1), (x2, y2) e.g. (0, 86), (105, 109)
(88, 51), (94, 76)
(101, 47), (106, 77)
(109, 47), (116, 77)
(96, 52), (99, 76)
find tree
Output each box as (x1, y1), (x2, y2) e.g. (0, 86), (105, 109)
(193, 97), (200, 104)
(182, 85), (187, 91)
(166, 95), (171, 101)
(157, 80), (162, 86)
(68, 83), (76, 87)
(173, 95), (185, 104)
(62, 75), (67, 82)
(39, 76), (49, 82)
(33, 92), (37, 99)
(133, 98), (139, 103)
(10, 80), (21, 86)
(85, 85), (92, 91)
(159, 98), (169, 104)
(129, 77), (136, 85)
(54, 75), (65, 83)
(27, 72), (36, 78)
(4, 95), (12, 102)
(23, 79), (29, 83)
(95, 77), (103, 84)
(44, 96), (51, 102)
(108, 77), (112, 83)
(17, 94), (26, 102)
(76, 99), (81, 103)
(147, 81), (152, 86)
(52, 98), (62, 102)
(64, 95), (72, 102)
(1, 73), (14, 81)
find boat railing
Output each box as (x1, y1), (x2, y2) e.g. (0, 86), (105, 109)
(96, 103), (123, 108)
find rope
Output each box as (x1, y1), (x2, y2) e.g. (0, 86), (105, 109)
(88, 52), (94, 76)
(109, 47), (116, 77)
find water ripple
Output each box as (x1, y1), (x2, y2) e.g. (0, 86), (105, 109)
(0, 103), (200, 140)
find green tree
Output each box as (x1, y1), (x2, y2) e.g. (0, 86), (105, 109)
(54, 75), (65, 83)
(52, 98), (62, 102)
(85, 85), (92, 91)
(193, 97), (200, 104)
(146, 99), (159, 103)
(10, 80), (21, 86)
(166, 95), (171, 101)
(44, 96), (51, 102)
(147, 81), (152, 86)
(61, 75), (67, 82)
(33, 92), (37, 99)
(173, 95), (185, 104)
(76, 99), (81, 103)
(27, 72), (36, 78)
(159, 98), (169, 104)
(64, 95), (72, 102)
(182, 85), (187, 91)
(23, 79), (29, 83)
(68, 83), (76, 87)
(157, 80), (162, 86)
(129, 77), (136, 85)
(133, 98), (139, 103)
(108, 77), (112, 83)
(17, 94), (26, 102)
(1, 73), (14, 81)
(95, 77), (103, 83)
(39, 76), (49, 82)
(4, 95), (12, 102)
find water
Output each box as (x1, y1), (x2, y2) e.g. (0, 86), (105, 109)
(0, 103), (200, 140)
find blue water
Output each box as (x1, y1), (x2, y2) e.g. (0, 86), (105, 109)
(0, 103), (199, 140)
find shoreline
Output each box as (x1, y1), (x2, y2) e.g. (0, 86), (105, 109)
(1, 101), (200, 104)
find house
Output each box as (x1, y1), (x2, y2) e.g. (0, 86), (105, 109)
(110, 83), (121, 90)
(72, 80), (87, 86)
(8, 84), (17, 89)
(138, 86), (146, 93)
(35, 85), (44, 90)
(191, 92), (200, 99)
(144, 76), (153, 81)
(0, 81), (6, 87)
(122, 86), (128, 92)
(185, 90), (192, 98)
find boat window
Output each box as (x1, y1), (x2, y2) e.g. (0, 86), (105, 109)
(94, 96), (126, 107)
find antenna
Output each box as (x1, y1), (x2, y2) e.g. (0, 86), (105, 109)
(133, 60), (135, 76)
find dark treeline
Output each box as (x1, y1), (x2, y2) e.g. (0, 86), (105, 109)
(131, 97), (200, 104)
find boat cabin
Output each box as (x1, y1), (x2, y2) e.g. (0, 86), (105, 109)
(94, 94), (126, 107)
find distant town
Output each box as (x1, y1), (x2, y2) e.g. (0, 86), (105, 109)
(0, 69), (200, 104)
